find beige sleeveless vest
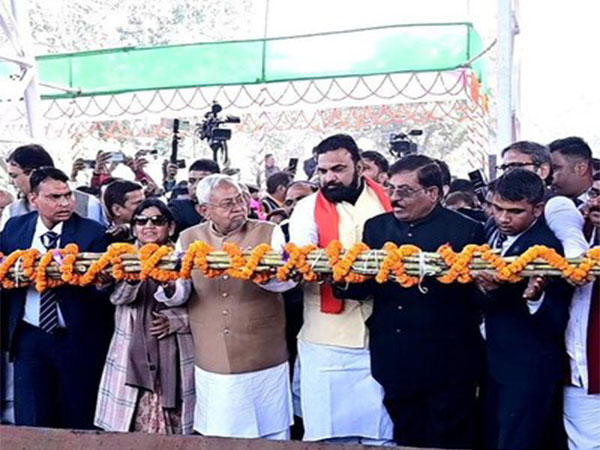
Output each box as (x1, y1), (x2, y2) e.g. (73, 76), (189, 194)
(179, 219), (288, 374)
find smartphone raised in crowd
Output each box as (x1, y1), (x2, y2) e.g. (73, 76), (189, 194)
(287, 157), (299, 175)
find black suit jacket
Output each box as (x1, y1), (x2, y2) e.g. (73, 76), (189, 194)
(169, 198), (203, 238)
(484, 219), (573, 385)
(0, 212), (114, 360)
(345, 205), (486, 395)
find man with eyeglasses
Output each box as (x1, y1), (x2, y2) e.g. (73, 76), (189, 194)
(288, 134), (394, 445)
(339, 155), (486, 448)
(164, 174), (296, 440)
(168, 158), (220, 237)
(499, 141), (588, 259)
(563, 172), (600, 450)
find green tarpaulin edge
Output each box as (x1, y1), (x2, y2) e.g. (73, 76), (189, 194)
(4, 22), (488, 100)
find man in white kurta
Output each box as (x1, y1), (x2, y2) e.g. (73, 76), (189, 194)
(165, 175), (295, 440)
(563, 177), (600, 450)
(289, 134), (394, 444)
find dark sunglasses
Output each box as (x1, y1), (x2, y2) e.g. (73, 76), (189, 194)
(133, 215), (168, 226)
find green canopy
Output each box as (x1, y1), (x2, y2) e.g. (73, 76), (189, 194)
(30, 22), (484, 99)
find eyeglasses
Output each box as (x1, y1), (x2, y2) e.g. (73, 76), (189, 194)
(384, 184), (425, 199)
(498, 162), (539, 172)
(588, 187), (600, 199)
(207, 194), (246, 211)
(133, 215), (168, 226)
(284, 194), (310, 208)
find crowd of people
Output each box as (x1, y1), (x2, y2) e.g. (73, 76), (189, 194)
(0, 134), (598, 450)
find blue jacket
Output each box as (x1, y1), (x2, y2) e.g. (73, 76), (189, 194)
(0, 212), (114, 360)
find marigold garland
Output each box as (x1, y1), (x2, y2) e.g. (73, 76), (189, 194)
(325, 241), (343, 275)
(438, 244), (485, 284)
(34, 251), (62, 292)
(79, 243), (137, 286)
(277, 243), (318, 282)
(139, 244), (177, 282)
(0, 249), (28, 289)
(393, 244), (420, 288)
(375, 243), (420, 287)
(245, 243), (272, 282)
(0, 240), (599, 292)
(109, 243), (138, 282)
(332, 242), (370, 283)
(58, 244), (80, 284)
(223, 242), (247, 279)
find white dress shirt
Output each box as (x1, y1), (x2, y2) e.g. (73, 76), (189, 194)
(565, 228), (597, 390)
(493, 224), (545, 314)
(545, 196), (589, 258)
(23, 217), (67, 328)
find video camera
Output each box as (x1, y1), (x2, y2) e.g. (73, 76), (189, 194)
(389, 130), (423, 158)
(196, 102), (241, 163)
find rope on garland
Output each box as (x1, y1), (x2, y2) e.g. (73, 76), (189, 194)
(0, 241), (599, 293)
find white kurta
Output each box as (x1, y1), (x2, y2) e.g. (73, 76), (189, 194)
(563, 228), (599, 450)
(564, 386), (600, 450)
(288, 185), (393, 443)
(293, 339), (394, 442)
(193, 362), (293, 439)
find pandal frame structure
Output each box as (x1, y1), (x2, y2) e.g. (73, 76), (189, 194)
(0, 241), (599, 292)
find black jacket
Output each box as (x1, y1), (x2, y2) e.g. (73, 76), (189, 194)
(344, 205), (486, 394)
(483, 219), (573, 385)
(0, 212), (114, 360)
(169, 198), (203, 238)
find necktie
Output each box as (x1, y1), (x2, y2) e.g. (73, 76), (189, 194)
(495, 231), (507, 250)
(39, 231), (60, 334)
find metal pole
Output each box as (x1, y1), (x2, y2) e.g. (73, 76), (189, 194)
(11, 0), (44, 139)
(496, 0), (515, 150)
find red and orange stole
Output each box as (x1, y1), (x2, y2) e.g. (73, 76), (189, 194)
(314, 178), (392, 314)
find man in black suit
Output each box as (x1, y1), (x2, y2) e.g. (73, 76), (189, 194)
(340, 155), (486, 449)
(476, 169), (572, 450)
(0, 167), (113, 429)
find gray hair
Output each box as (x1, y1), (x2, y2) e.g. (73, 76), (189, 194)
(196, 174), (241, 205)
(501, 141), (552, 167)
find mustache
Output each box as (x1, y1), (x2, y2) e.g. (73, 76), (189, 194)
(589, 206), (600, 213)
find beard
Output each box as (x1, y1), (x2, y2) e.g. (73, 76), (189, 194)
(321, 172), (361, 203)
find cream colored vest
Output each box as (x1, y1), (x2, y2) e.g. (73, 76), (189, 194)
(299, 185), (386, 348)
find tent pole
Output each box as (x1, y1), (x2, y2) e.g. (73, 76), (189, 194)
(496, 0), (516, 151)
(10, 0), (44, 140)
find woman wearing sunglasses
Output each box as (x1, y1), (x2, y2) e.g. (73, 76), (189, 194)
(95, 198), (195, 434)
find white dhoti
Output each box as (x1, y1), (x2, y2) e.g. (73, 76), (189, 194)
(564, 386), (600, 449)
(294, 339), (394, 443)
(193, 362), (293, 439)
